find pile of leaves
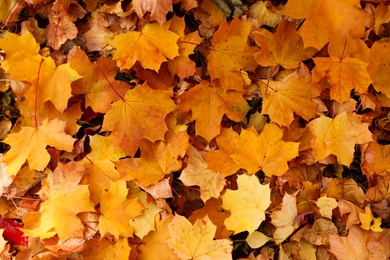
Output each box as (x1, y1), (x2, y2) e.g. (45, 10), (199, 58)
(0, 0), (390, 259)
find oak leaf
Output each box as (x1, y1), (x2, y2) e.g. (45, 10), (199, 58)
(178, 80), (249, 142)
(69, 47), (129, 113)
(102, 83), (176, 156)
(1, 119), (75, 176)
(207, 17), (258, 91)
(361, 142), (390, 177)
(203, 127), (240, 178)
(167, 214), (233, 259)
(110, 22), (180, 71)
(270, 192), (299, 245)
(179, 146), (225, 202)
(114, 130), (188, 187)
(367, 41), (390, 98)
(312, 56), (372, 103)
(282, 0), (367, 49)
(38, 162), (95, 241)
(221, 174), (270, 234)
(98, 180), (143, 239)
(260, 65), (318, 127)
(253, 20), (317, 69)
(232, 124), (299, 176)
(308, 112), (372, 166)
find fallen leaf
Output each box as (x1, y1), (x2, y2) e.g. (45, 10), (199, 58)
(133, 0), (173, 24)
(221, 174), (270, 234)
(168, 214), (233, 259)
(367, 41), (390, 98)
(359, 204), (383, 232)
(302, 218), (337, 246)
(246, 231), (271, 249)
(82, 237), (131, 260)
(361, 142), (390, 177)
(315, 196), (339, 219)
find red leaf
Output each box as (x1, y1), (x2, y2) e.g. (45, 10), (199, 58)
(0, 216), (28, 245)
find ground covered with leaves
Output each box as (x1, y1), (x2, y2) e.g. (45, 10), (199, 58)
(0, 0), (390, 259)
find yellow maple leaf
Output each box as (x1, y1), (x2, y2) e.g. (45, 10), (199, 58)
(115, 130), (188, 187)
(221, 174), (270, 234)
(102, 83), (176, 156)
(260, 65), (318, 127)
(312, 56), (372, 103)
(232, 123), (299, 176)
(271, 192), (299, 245)
(0, 31), (40, 62)
(167, 215), (233, 259)
(82, 237), (131, 260)
(1, 119), (75, 176)
(207, 17), (258, 91)
(253, 20), (317, 69)
(359, 205), (383, 232)
(110, 22), (180, 71)
(308, 112), (372, 166)
(81, 134), (126, 204)
(315, 196), (339, 219)
(177, 80), (249, 142)
(98, 180), (143, 239)
(38, 162), (95, 241)
(179, 146), (225, 202)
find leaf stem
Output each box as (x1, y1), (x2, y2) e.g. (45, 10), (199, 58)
(35, 59), (44, 128)
(96, 62), (125, 101)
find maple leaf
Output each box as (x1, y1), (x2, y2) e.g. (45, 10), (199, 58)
(110, 22), (180, 71)
(302, 218), (338, 246)
(129, 191), (162, 239)
(312, 56), (372, 103)
(115, 130), (188, 187)
(207, 17), (258, 91)
(361, 142), (390, 177)
(0, 215), (27, 245)
(133, 214), (177, 260)
(203, 127), (240, 178)
(315, 196), (339, 219)
(232, 124), (299, 177)
(38, 162), (95, 241)
(179, 146), (225, 202)
(253, 20), (317, 69)
(308, 112), (372, 166)
(0, 31), (40, 62)
(69, 47), (129, 113)
(82, 237), (131, 260)
(1, 119), (75, 176)
(167, 214), (233, 259)
(367, 41), (390, 98)
(282, 0), (368, 49)
(373, 3), (390, 35)
(98, 180), (143, 239)
(271, 192), (299, 245)
(178, 80), (249, 142)
(359, 205), (383, 232)
(329, 225), (390, 260)
(81, 134), (126, 204)
(260, 65), (318, 127)
(102, 83), (176, 156)
(133, 0), (173, 24)
(221, 174), (270, 234)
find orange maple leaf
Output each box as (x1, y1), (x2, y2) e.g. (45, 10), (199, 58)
(312, 56), (372, 103)
(260, 65), (318, 127)
(282, 0), (368, 49)
(69, 47), (129, 113)
(207, 17), (258, 91)
(102, 83), (176, 156)
(110, 22), (180, 71)
(253, 20), (317, 69)
(167, 215), (233, 259)
(133, 0), (173, 24)
(308, 112), (372, 166)
(1, 119), (75, 176)
(98, 180), (143, 239)
(367, 41), (390, 98)
(232, 124), (299, 176)
(361, 142), (390, 177)
(179, 146), (225, 202)
(114, 130), (188, 187)
(178, 80), (249, 142)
